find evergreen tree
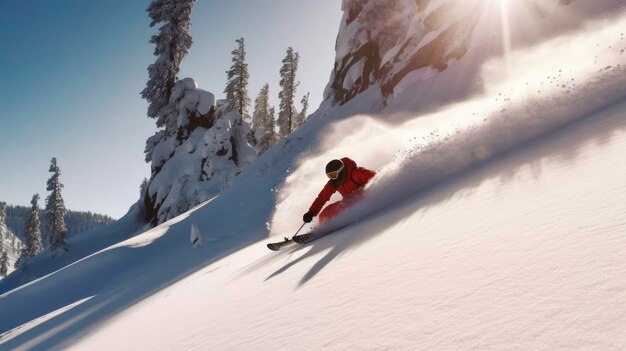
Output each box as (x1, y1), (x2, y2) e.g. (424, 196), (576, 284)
(140, 178), (149, 200)
(0, 202), (11, 268)
(264, 107), (277, 152)
(252, 84), (276, 153)
(0, 250), (7, 277)
(294, 92), (310, 129)
(24, 194), (43, 258)
(45, 157), (68, 251)
(141, 0), (196, 123)
(224, 38), (251, 120)
(252, 84), (270, 131)
(277, 47), (300, 138)
(0, 201), (6, 242)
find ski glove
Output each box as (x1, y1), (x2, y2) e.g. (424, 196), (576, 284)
(303, 211), (314, 223)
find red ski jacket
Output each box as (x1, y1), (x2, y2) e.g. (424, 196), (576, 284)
(309, 157), (376, 216)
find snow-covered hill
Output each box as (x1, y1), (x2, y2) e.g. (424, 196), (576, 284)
(65, 101), (626, 350)
(0, 205), (120, 278)
(2, 96), (624, 351)
(1, 1), (625, 350)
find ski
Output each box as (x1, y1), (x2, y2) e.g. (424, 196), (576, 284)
(266, 232), (324, 251)
(266, 237), (294, 251)
(267, 220), (359, 251)
(292, 232), (320, 244)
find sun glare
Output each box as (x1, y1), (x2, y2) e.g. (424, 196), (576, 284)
(493, 0), (512, 72)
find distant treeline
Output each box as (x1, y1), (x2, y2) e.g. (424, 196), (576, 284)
(5, 205), (115, 242)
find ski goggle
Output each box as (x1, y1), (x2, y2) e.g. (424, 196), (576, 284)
(326, 163), (345, 180)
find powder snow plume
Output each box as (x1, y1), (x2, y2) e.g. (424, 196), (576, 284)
(270, 12), (626, 236)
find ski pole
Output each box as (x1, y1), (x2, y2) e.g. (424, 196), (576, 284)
(292, 222), (306, 238)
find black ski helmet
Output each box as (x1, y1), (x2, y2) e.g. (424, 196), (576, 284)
(325, 159), (346, 187)
(325, 159), (344, 174)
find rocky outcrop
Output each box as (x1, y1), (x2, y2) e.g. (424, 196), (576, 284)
(327, 0), (586, 106)
(328, 0), (480, 104)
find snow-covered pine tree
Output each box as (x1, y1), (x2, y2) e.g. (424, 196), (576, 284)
(264, 107), (277, 152)
(0, 202), (6, 243)
(141, 77), (256, 225)
(45, 157), (68, 251)
(141, 0), (196, 123)
(251, 84), (270, 131)
(294, 92), (310, 129)
(24, 194), (43, 258)
(0, 202), (8, 261)
(252, 83), (276, 153)
(0, 251), (7, 277)
(224, 38), (251, 121)
(277, 47), (300, 138)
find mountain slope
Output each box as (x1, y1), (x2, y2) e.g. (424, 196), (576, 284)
(3, 97), (623, 351)
(73, 101), (626, 350)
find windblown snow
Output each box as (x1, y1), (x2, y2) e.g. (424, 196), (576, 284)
(1, 2), (625, 351)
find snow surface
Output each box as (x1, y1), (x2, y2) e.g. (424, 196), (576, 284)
(3, 99), (624, 351)
(1, 3), (625, 351)
(0, 205), (146, 294)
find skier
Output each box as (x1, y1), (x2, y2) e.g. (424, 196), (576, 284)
(302, 157), (376, 225)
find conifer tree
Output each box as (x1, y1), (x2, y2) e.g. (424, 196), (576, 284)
(0, 250), (7, 277)
(252, 83), (276, 153)
(224, 38), (251, 120)
(141, 0), (196, 123)
(140, 178), (149, 201)
(0, 202), (10, 269)
(0, 202), (6, 242)
(252, 84), (270, 131)
(294, 92), (310, 129)
(263, 107), (277, 151)
(24, 194), (43, 258)
(45, 158), (68, 251)
(277, 47), (300, 138)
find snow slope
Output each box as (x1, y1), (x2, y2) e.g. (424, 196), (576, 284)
(3, 98), (624, 351)
(85, 103), (626, 350)
(1, 4), (625, 351)
(0, 206), (145, 294)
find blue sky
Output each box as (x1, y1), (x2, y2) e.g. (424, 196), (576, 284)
(0, 0), (342, 218)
